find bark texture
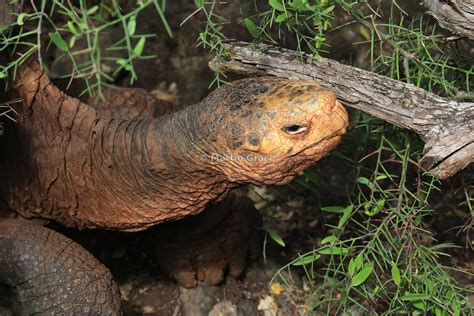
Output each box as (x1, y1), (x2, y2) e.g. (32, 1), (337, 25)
(0, 218), (120, 315)
(210, 42), (474, 179)
(422, 0), (474, 40)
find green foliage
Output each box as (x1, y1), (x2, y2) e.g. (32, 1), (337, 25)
(191, 0), (473, 314)
(251, 0), (336, 56)
(266, 227), (286, 247)
(273, 116), (473, 314)
(261, 226), (286, 264)
(191, 0), (230, 87)
(337, 0), (472, 98)
(193, 0), (337, 87)
(0, 0), (171, 99)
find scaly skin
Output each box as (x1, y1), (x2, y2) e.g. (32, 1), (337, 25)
(0, 218), (121, 315)
(152, 189), (263, 288)
(1, 59), (348, 231)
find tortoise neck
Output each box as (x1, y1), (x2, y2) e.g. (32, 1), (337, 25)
(83, 112), (234, 230)
(4, 59), (235, 231)
(149, 105), (222, 177)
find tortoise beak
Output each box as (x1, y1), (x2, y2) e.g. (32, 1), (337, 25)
(299, 99), (349, 154)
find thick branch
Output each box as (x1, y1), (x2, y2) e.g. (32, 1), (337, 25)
(422, 0), (474, 40)
(210, 42), (474, 179)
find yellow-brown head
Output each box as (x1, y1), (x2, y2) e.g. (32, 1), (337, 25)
(194, 77), (349, 185)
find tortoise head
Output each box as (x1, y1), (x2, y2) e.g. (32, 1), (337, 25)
(193, 77), (349, 185)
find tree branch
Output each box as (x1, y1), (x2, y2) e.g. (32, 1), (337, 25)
(209, 42), (473, 179)
(422, 0), (474, 40)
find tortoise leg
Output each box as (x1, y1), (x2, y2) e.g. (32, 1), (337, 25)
(0, 218), (121, 315)
(151, 190), (262, 288)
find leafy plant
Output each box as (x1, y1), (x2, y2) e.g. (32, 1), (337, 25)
(193, 0), (473, 314)
(247, 0), (336, 57)
(0, 0), (171, 99)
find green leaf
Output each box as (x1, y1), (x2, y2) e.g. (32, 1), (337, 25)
(69, 36), (76, 48)
(292, 254), (320, 266)
(127, 16), (137, 36)
(321, 235), (338, 244)
(199, 32), (205, 42)
(356, 177), (370, 185)
(320, 206), (345, 213)
(116, 59), (131, 71)
(320, 5), (335, 16)
(269, 0), (284, 11)
(425, 278), (435, 294)
(87, 5), (99, 15)
(365, 199), (385, 216)
(413, 301), (427, 311)
(338, 204), (354, 228)
(318, 246), (348, 255)
(78, 22), (88, 32)
(244, 19), (259, 38)
(354, 255), (363, 270)
(267, 228), (285, 247)
(359, 25), (371, 41)
(48, 32), (68, 52)
(372, 285), (380, 295)
(351, 265), (373, 287)
(289, 0), (307, 10)
(194, 0), (203, 7)
(414, 215), (422, 226)
(17, 12), (28, 26)
(66, 21), (78, 35)
(348, 258), (356, 277)
(133, 37), (146, 57)
(452, 300), (460, 316)
(400, 293), (431, 301)
(275, 13), (287, 23)
(391, 262), (401, 286)
(0, 70), (7, 79)
(305, 3), (316, 11)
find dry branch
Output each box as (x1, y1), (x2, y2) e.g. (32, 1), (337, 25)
(210, 42), (474, 179)
(422, 0), (474, 40)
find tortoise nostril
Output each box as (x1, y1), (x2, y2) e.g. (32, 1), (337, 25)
(282, 124), (307, 135)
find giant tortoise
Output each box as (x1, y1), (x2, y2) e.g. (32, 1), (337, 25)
(0, 58), (348, 314)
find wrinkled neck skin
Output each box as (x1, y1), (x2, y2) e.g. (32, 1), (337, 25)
(3, 62), (347, 232)
(1, 63), (235, 231)
(147, 106), (235, 207)
(77, 105), (235, 231)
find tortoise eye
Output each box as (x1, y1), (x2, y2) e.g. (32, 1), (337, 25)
(282, 124), (307, 135)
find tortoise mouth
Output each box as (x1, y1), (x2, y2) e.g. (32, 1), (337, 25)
(294, 99), (348, 156)
(289, 128), (346, 157)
